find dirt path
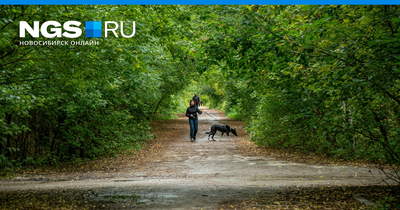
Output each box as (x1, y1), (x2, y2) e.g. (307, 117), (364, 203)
(0, 107), (386, 209)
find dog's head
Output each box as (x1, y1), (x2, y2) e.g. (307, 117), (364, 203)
(230, 128), (238, 136)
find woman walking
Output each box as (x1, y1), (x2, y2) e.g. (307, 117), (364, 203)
(186, 100), (202, 142)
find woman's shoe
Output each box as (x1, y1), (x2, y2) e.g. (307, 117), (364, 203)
(194, 137), (196, 141)
(191, 138), (194, 142)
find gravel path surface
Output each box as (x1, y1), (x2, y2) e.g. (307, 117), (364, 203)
(0, 107), (383, 209)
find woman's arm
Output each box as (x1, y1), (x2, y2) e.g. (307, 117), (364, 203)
(197, 108), (202, 114)
(186, 108), (191, 117)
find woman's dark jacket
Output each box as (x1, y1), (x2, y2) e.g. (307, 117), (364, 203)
(186, 106), (202, 119)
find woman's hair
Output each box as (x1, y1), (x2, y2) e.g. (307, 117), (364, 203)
(189, 100), (195, 106)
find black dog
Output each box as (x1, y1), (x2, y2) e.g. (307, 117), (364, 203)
(206, 124), (238, 141)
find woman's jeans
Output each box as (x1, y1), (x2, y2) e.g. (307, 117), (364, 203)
(189, 118), (198, 139)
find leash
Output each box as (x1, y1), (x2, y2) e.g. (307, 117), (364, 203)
(202, 108), (226, 125)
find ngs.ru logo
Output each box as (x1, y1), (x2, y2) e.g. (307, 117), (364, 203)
(19, 21), (136, 38)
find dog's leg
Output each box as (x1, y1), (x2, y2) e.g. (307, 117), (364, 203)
(221, 133), (223, 139)
(210, 126), (216, 141)
(228, 133), (232, 141)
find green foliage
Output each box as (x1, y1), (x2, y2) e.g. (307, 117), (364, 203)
(376, 196), (399, 210)
(0, 5), (197, 169)
(195, 5), (400, 170)
(1, 5), (400, 182)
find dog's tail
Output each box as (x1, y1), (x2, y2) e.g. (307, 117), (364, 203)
(205, 131), (212, 134)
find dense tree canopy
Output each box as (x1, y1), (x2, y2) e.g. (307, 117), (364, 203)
(0, 5), (197, 168)
(195, 6), (400, 182)
(1, 6), (399, 182)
